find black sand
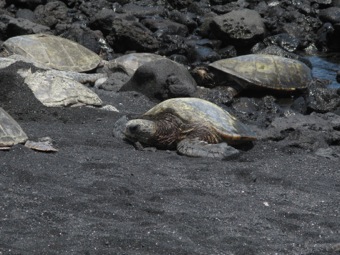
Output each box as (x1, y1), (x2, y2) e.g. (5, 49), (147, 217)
(1, 63), (340, 254)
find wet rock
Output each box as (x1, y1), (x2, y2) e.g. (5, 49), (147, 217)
(210, 9), (266, 52)
(0, 14), (51, 38)
(319, 7), (340, 24)
(167, 0), (193, 10)
(337, 70), (340, 83)
(168, 54), (188, 65)
(141, 17), (189, 37)
(168, 10), (197, 32)
(34, 1), (69, 28)
(263, 1), (322, 50)
(307, 79), (340, 113)
(186, 44), (220, 64)
(5, 0), (46, 10)
(217, 45), (237, 59)
(315, 22), (335, 52)
(108, 18), (160, 53)
(157, 34), (187, 56)
(120, 58), (197, 101)
(263, 33), (300, 52)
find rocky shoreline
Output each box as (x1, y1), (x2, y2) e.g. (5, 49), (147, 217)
(1, 0), (340, 254)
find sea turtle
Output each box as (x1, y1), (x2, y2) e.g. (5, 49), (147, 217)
(121, 97), (256, 159)
(111, 53), (165, 76)
(17, 68), (103, 107)
(1, 33), (102, 72)
(0, 107), (28, 148)
(192, 54), (313, 97)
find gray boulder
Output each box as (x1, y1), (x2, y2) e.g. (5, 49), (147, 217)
(210, 9), (265, 51)
(120, 58), (197, 101)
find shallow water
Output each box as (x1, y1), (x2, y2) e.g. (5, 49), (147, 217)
(307, 54), (340, 88)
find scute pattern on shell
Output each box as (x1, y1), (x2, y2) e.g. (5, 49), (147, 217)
(209, 54), (312, 90)
(0, 107), (28, 146)
(143, 98), (256, 140)
(3, 34), (102, 72)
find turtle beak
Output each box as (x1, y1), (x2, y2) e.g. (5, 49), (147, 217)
(124, 119), (156, 144)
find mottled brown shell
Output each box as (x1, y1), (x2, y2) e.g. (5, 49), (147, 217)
(3, 34), (102, 72)
(209, 54), (312, 91)
(143, 98), (256, 141)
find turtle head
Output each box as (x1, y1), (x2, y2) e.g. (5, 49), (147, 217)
(124, 119), (157, 144)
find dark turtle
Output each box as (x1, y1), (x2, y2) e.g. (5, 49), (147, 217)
(122, 98), (256, 159)
(192, 54), (313, 97)
(2, 34), (102, 72)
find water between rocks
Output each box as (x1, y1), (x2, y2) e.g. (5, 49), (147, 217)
(308, 54), (340, 88)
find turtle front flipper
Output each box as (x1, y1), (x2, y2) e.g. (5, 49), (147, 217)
(177, 138), (239, 159)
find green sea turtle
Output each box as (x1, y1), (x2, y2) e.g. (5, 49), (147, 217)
(112, 53), (165, 76)
(121, 98), (256, 159)
(193, 54), (313, 97)
(1, 33), (102, 72)
(0, 107), (28, 148)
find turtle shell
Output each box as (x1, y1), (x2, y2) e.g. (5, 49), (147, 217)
(2, 34), (102, 72)
(112, 53), (165, 76)
(143, 98), (256, 141)
(209, 54), (312, 91)
(0, 107), (28, 146)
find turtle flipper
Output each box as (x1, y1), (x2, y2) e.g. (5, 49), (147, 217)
(177, 138), (239, 159)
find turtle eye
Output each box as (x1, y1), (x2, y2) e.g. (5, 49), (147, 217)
(128, 124), (140, 133)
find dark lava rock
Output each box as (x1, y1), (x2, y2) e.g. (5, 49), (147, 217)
(210, 9), (266, 52)
(108, 18), (160, 53)
(5, 0), (46, 10)
(168, 10), (198, 32)
(167, 0), (193, 10)
(319, 7), (340, 24)
(58, 24), (104, 55)
(121, 3), (165, 17)
(263, 33), (300, 52)
(15, 8), (36, 22)
(88, 9), (130, 36)
(315, 22), (335, 52)
(120, 58), (197, 101)
(307, 79), (340, 113)
(0, 14), (50, 38)
(34, 1), (69, 28)
(141, 17), (189, 37)
(337, 70), (340, 83)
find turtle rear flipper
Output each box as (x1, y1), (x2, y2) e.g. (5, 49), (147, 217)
(177, 138), (239, 159)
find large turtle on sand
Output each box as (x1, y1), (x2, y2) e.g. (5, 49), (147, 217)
(192, 54), (313, 97)
(1, 34), (102, 72)
(121, 98), (256, 159)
